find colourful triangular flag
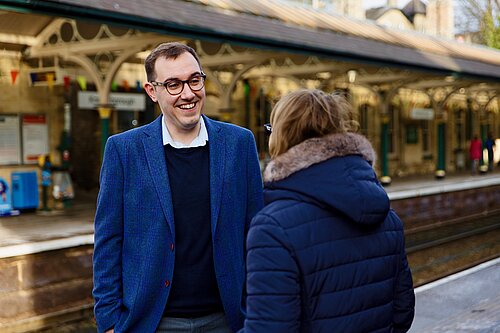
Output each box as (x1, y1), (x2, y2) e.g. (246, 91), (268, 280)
(123, 80), (130, 92)
(77, 76), (87, 91)
(63, 76), (71, 90)
(10, 70), (19, 85)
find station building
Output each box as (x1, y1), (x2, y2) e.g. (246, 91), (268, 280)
(0, 1), (499, 330)
(0, 0), (499, 194)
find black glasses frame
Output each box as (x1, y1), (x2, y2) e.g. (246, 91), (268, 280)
(150, 73), (206, 96)
(263, 123), (272, 135)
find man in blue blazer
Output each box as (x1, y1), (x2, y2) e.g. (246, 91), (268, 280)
(93, 42), (264, 333)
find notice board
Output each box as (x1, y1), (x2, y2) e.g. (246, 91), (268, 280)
(0, 115), (21, 165)
(22, 114), (49, 164)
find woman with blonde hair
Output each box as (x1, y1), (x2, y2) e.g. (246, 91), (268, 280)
(241, 89), (415, 333)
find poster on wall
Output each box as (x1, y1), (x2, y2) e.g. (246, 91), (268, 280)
(22, 114), (49, 164)
(0, 115), (21, 165)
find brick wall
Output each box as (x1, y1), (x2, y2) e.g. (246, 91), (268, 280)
(391, 185), (500, 231)
(0, 246), (93, 326)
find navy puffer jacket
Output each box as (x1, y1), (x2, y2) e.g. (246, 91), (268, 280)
(242, 133), (415, 333)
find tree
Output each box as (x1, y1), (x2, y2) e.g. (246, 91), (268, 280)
(456, 0), (500, 48)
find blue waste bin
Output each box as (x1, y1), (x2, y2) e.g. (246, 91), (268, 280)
(11, 171), (39, 210)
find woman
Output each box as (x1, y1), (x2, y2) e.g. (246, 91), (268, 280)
(469, 134), (482, 174)
(242, 90), (415, 333)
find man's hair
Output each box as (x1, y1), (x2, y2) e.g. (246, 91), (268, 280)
(144, 42), (202, 82)
(269, 89), (359, 158)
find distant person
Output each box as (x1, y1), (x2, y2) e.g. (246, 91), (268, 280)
(241, 89), (415, 333)
(484, 132), (495, 171)
(93, 42), (263, 333)
(469, 134), (483, 174)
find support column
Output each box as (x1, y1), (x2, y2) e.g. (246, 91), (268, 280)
(466, 97), (473, 140)
(479, 111), (489, 171)
(435, 122), (446, 179)
(98, 106), (112, 158)
(244, 79), (251, 129)
(380, 114), (391, 185)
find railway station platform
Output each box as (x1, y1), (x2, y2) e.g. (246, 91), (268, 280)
(409, 258), (500, 333)
(0, 170), (499, 332)
(0, 170), (499, 257)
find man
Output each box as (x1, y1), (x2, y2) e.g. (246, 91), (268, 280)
(485, 132), (495, 171)
(93, 42), (263, 333)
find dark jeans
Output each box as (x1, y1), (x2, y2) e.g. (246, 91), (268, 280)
(157, 312), (232, 333)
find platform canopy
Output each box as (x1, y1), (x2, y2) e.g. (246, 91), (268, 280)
(0, 0), (499, 105)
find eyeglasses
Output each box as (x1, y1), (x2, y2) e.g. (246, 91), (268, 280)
(263, 123), (272, 135)
(150, 73), (206, 95)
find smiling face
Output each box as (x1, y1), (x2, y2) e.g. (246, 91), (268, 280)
(144, 52), (205, 142)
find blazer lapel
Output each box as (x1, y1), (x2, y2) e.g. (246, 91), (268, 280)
(205, 116), (225, 238)
(142, 116), (175, 239)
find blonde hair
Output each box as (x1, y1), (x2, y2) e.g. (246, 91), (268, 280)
(269, 89), (359, 158)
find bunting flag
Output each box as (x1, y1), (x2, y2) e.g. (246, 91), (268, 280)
(136, 80), (142, 92)
(46, 73), (54, 91)
(111, 81), (118, 92)
(10, 70), (19, 85)
(30, 73), (37, 86)
(77, 76), (87, 91)
(122, 80), (130, 92)
(63, 76), (71, 90)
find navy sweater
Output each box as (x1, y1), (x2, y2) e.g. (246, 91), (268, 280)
(163, 143), (223, 317)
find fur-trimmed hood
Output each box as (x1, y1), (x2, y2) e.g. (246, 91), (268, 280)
(263, 132), (390, 225)
(264, 132), (376, 183)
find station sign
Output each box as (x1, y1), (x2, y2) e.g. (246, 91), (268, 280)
(78, 91), (146, 111)
(410, 108), (434, 120)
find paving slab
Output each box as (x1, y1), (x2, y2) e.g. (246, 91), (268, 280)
(409, 259), (500, 333)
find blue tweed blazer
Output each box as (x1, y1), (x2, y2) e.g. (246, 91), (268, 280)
(93, 115), (264, 333)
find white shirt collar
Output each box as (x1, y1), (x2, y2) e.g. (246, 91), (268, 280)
(162, 115), (208, 148)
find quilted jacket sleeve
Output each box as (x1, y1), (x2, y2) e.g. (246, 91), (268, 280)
(392, 213), (416, 332)
(241, 213), (301, 333)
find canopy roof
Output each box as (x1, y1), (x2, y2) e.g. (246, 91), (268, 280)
(0, 0), (499, 82)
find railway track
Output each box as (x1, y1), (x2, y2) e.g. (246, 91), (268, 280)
(25, 215), (500, 332)
(405, 213), (500, 287)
